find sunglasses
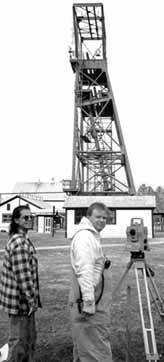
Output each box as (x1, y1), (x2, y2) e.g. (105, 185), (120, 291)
(22, 216), (32, 221)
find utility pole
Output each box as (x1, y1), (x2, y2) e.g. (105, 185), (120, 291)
(52, 206), (56, 237)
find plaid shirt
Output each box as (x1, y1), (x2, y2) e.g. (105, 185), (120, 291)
(0, 233), (41, 315)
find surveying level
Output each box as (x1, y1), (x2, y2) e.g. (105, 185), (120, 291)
(113, 248), (164, 361)
(126, 218), (150, 252)
(126, 218), (150, 253)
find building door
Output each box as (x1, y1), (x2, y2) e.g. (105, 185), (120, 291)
(44, 217), (51, 233)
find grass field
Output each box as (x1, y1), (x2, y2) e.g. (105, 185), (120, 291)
(0, 231), (164, 362)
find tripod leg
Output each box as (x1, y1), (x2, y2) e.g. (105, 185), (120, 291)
(126, 285), (132, 362)
(135, 264), (159, 361)
(113, 260), (133, 298)
(145, 264), (164, 320)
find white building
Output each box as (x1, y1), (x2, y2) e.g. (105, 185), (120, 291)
(0, 194), (53, 233)
(64, 195), (156, 239)
(0, 180), (67, 234)
(11, 180), (66, 212)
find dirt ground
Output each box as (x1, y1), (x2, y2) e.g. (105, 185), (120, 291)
(0, 231), (164, 361)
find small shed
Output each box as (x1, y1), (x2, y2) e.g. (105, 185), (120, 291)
(64, 195), (156, 239)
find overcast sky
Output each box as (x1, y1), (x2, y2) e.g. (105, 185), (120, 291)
(0, 0), (164, 193)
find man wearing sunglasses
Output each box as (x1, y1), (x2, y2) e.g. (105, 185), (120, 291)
(0, 205), (41, 362)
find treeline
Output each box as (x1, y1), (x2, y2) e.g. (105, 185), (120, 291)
(137, 184), (164, 212)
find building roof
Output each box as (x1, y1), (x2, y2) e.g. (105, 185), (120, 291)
(64, 195), (156, 209)
(10, 181), (66, 202)
(12, 181), (63, 193)
(0, 195), (52, 210)
(41, 193), (66, 201)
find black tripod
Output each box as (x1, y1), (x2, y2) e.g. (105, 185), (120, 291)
(113, 251), (164, 362)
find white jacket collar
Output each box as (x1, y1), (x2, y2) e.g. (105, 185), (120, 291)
(70, 216), (98, 239)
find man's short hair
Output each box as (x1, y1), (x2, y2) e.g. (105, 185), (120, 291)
(87, 202), (109, 217)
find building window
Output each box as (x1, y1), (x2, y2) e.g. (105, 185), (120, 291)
(2, 214), (12, 223)
(75, 208), (87, 224)
(74, 208), (116, 225)
(107, 209), (116, 224)
(7, 204), (10, 211)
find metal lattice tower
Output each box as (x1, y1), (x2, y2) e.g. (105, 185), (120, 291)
(65, 2), (136, 195)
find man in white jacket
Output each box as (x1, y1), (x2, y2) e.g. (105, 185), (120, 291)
(69, 202), (113, 362)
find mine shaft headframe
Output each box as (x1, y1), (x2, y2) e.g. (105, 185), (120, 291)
(72, 3), (106, 61)
(66, 2), (136, 196)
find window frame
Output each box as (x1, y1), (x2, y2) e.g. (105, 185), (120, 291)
(2, 213), (12, 223)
